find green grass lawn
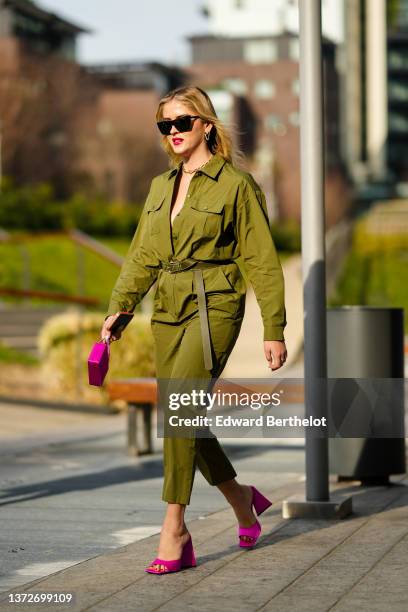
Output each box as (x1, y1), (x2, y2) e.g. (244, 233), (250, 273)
(0, 234), (294, 312)
(329, 249), (408, 331)
(0, 235), (130, 311)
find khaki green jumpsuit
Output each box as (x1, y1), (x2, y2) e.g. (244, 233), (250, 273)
(105, 153), (287, 504)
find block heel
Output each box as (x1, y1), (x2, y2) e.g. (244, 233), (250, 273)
(181, 535), (197, 568)
(251, 485), (273, 515)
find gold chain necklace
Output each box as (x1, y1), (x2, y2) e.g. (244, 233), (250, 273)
(182, 156), (213, 174)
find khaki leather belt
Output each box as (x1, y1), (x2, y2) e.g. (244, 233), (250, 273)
(160, 257), (235, 371)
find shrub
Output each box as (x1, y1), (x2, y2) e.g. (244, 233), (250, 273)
(353, 217), (408, 254)
(38, 309), (155, 404)
(0, 177), (64, 230)
(0, 176), (142, 237)
(270, 219), (301, 252)
(328, 215), (408, 331)
(63, 194), (141, 236)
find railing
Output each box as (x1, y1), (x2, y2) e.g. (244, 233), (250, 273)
(68, 229), (124, 267)
(0, 229), (123, 308)
(0, 229), (152, 314)
(0, 288), (99, 306)
(0, 229), (124, 267)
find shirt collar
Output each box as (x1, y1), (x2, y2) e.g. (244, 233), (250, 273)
(166, 153), (227, 180)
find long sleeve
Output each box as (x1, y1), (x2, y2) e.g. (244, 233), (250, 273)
(105, 191), (161, 318)
(235, 178), (287, 341)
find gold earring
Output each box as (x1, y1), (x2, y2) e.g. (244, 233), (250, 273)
(204, 132), (210, 141)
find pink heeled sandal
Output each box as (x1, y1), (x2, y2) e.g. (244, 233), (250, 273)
(238, 486), (273, 548)
(145, 534), (197, 575)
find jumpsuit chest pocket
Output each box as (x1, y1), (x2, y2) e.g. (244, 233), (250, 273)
(190, 200), (225, 238)
(146, 196), (166, 235)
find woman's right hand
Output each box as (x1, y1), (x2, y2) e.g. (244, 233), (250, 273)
(101, 312), (122, 344)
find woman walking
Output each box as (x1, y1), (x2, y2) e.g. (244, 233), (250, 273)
(101, 85), (287, 574)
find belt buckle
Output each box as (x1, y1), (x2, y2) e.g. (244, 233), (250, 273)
(169, 259), (182, 273)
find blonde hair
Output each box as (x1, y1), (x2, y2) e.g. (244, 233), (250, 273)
(155, 85), (243, 167)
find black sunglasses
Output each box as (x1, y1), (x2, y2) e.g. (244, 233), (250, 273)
(156, 114), (201, 136)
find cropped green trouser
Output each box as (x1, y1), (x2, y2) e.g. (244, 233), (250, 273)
(151, 308), (243, 505)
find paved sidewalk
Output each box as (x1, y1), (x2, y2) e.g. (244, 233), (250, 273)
(224, 255), (304, 378)
(1, 471), (407, 611)
(0, 400), (306, 596)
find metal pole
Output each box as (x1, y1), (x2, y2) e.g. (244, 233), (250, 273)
(282, 0), (352, 520)
(366, 0), (387, 180)
(299, 0), (329, 502)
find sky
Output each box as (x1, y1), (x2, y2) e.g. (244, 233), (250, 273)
(39, 0), (209, 66)
(39, 1), (344, 67)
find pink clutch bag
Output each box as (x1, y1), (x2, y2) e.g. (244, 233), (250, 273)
(88, 340), (110, 386)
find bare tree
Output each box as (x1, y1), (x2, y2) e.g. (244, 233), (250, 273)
(0, 46), (98, 197)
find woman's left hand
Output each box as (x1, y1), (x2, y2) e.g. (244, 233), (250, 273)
(264, 340), (287, 370)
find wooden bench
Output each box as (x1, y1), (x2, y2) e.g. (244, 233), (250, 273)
(106, 377), (306, 457)
(107, 377), (157, 456)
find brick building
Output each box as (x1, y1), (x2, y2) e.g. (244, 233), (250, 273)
(77, 62), (185, 202)
(0, 0), (94, 194)
(0, 0), (89, 60)
(186, 31), (350, 226)
(0, 0), (186, 201)
(1, 0), (350, 226)
(342, 0), (408, 193)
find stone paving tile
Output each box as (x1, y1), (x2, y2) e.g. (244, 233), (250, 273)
(0, 477), (407, 612)
(331, 534), (408, 612)
(258, 490), (408, 611)
(136, 482), (406, 612)
(0, 482), (299, 611)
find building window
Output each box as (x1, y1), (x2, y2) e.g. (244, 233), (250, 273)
(292, 78), (300, 95)
(388, 51), (408, 69)
(389, 81), (408, 102)
(222, 78), (248, 95)
(289, 38), (300, 60)
(265, 114), (280, 129)
(207, 89), (234, 124)
(389, 112), (408, 132)
(289, 112), (300, 126)
(12, 11), (46, 36)
(265, 114), (287, 135)
(254, 79), (276, 99)
(243, 39), (278, 64)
